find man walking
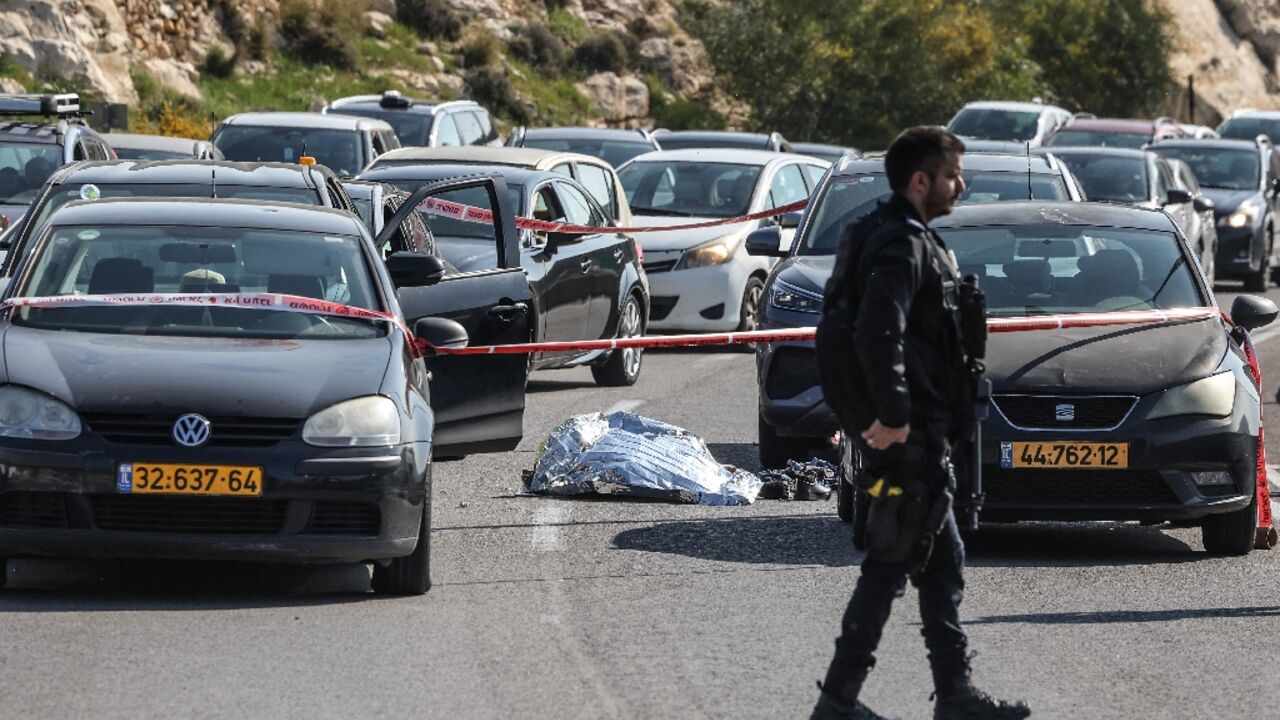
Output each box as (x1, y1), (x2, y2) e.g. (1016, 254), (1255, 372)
(810, 127), (1030, 720)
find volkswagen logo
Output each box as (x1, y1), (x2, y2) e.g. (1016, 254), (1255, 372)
(172, 413), (211, 447)
(1055, 403), (1076, 422)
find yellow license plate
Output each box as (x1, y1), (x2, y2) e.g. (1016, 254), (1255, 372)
(118, 463), (264, 496)
(1000, 442), (1128, 469)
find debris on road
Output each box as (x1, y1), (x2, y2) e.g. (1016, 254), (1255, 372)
(525, 412), (762, 505)
(758, 459), (836, 501)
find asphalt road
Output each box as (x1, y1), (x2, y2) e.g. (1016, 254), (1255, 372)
(3, 282), (1280, 720)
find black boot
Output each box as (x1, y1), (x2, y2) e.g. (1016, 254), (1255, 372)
(810, 682), (897, 720)
(932, 684), (1031, 720)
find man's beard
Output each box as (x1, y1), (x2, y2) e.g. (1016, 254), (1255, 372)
(923, 180), (956, 220)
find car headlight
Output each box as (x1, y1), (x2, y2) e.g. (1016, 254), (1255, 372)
(1221, 201), (1261, 228)
(303, 396), (401, 447)
(769, 279), (824, 314)
(1146, 372), (1236, 420)
(677, 234), (741, 269)
(0, 385), (81, 440)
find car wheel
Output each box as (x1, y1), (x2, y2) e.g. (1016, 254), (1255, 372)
(734, 276), (766, 352)
(1201, 485), (1257, 556)
(758, 413), (812, 468)
(1246, 237), (1271, 291)
(591, 294), (644, 387)
(372, 483), (433, 595)
(851, 485), (869, 550)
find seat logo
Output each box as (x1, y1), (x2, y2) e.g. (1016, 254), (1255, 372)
(172, 414), (211, 447)
(1055, 403), (1076, 422)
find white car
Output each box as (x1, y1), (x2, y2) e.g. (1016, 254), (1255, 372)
(618, 149), (828, 333)
(947, 100), (1073, 148)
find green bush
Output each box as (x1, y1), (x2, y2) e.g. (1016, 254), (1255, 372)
(509, 23), (567, 75)
(200, 46), (236, 78)
(0, 55), (32, 90)
(572, 31), (632, 74)
(646, 76), (725, 130)
(547, 6), (588, 43)
(278, 0), (364, 71)
(460, 30), (502, 68)
(397, 0), (464, 41)
(465, 66), (529, 123)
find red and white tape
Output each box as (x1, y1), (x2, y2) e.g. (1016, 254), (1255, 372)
(417, 195), (809, 236)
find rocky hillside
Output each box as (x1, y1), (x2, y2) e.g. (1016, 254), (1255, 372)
(1160, 0), (1280, 125)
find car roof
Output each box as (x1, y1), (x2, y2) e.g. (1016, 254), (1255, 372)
(932, 200), (1176, 232)
(957, 101), (1055, 113)
(1059, 118), (1155, 133)
(103, 133), (206, 153)
(326, 95), (479, 116)
(46, 160), (326, 188)
(523, 126), (653, 142)
(45, 197), (362, 233)
(1228, 110), (1280, 119)
(1034, 146), (1152, 160)
(1151, 138), (1262, 152)
(360, 162), (556, 187)
(624, 148), (812, 166)
(833, 153), (1064, 175)
(219, 112), (394, 132)
(791, 141), (859, 152)
(373, 145), (602, 168)
(0, 122), (63, 143)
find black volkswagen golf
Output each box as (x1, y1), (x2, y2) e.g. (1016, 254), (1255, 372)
(0, 191), (526, 593)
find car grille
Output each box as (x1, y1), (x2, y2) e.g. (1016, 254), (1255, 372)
(305, 501), (381, 536)
(766, 346), (820, 399)
(983, 467), (1179, 506)
(0, 492), (69, 529)
(82, 413), (300, 447)
(643, 260), (678, 274)
(992, 395), (1136, 430)
(89, 495), (289, 534)
(649, 296), (678, 321)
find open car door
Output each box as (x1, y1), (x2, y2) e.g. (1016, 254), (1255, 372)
(378, 175), (531, 456)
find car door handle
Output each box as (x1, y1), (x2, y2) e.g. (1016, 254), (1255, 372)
(488, 302), (529, 322)
(579, 258), (593, 273)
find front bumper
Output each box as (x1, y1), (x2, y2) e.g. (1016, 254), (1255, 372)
(1215, 223), (1263, 276)
(0, 440), (430, 564)
(643, 250), (768, 332)
(756, 304), (836, 437)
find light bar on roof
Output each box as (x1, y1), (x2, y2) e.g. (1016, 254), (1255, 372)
(0, 93), (81, 117)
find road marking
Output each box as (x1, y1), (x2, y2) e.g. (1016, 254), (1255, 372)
(530, 504), (567, 552)
(604, 399), (644, 415)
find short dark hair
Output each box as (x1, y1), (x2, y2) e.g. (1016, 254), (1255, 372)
(885, 126), (965, 193)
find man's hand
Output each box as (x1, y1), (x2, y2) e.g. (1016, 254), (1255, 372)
(861, 420), (909, 450)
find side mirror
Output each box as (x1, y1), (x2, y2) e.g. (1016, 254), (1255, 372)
(1165, 188), (1193, 205)
(386, 252), (446, 287)
(414, 316), (468, 351)
(778, 211), (803, 229)
(1193, 195), (1214, 212)
(745, 226), (786, 256)
(1230, 294), (1279, 331)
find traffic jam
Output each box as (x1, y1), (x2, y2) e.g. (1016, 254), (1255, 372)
(1, 89), (1278, 712)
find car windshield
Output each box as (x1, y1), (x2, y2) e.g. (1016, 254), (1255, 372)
(12, 223), (384, 339)
(797, 172), (1069, 255)
(1152, 147), (1260, 190)
(1045, 130), (1150, 149)
(523, 137), (653, 166)
(0, 142), (61, 205)
(619, 161), (761, 217)
(214, 126), (365, 176)
(111, 147), (189, 161)
(26, 183), (321, 236)
(1051, 154), (1148, 203)
(329, 108), (432, 146)
(942, 224), (1202, 315)
(1217, 117), (1280, 143)
(949, 109), (1041, 142)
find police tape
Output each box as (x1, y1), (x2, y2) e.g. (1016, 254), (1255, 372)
(1236, 327), (1277, 548)
(416, 195), (810, 236)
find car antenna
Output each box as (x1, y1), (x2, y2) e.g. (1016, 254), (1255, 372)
(211, 166), (217, 199)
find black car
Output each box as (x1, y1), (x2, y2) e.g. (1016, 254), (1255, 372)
(0, 93), (113, 227)
(0, 160), (358, 275)
(1149, 137), (1280, 290)
(651, 130), (792, 153)
(359, 162), (649, 387)
(103, 132), (222, 161)
(506, 126), (661, 167)
(323, 91), (499, 149)
(0, 183), (533, 593)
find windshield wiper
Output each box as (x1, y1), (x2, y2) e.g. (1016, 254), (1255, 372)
(631, 205), (692, 217)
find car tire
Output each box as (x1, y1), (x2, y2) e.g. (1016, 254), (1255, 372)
(372, 483), (433, 595)
(1246, 238), (1271, 291)
(1201, 485), (1258, 556)
(758, 413), (811, 468)
(837, 472), (853, 522)
(734, 276), (766, 352)
(851, 485), (869, 550)
(592, 294), (644, 387)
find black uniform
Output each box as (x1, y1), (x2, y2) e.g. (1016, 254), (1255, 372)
(815, 193), (974, 701)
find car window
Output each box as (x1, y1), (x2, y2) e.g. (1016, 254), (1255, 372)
(550, 162), (573, 177)
(619, 161), (762, 218)
(473, 112), (495, 143)
(555, 181), (605, 227)
(1154, 160), (1173, 199)
(1174, 163), (1200, 193)
(575, 164), (616, 218)
(90, 139), (111, 160)
(214, 126), (365, 176)
(959, 171), (1069, 203)
(434, 114), (461, 146)
(1046, 131), (1149, 149)
(948, 108), (1042, 142)
(530, 185), (561, 222)
(802, 164), (827, 189)
(328, 108), (433, 146)
(371, 132), (387, 157)
(0, 142), (61, 205)
(942, 225), (1203, 314)
(1150, 147), (1259, 191)
(393, 182), (508, 272)
(768, 164), (809, 208)
(15, 224), (384, 339)
(1218, 117), (1280, 143)
(1052, 154), (1149, 203)
(455, 112), (483, 146)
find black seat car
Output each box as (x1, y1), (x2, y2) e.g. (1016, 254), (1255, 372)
(359, 162), (649, 386)
(323, 91), (499, 149)
(506, 126), (661, 167)
(0, 178), (537, 593)
(0, 93), (113, 227)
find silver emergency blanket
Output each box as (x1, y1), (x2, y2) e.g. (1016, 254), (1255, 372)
(527, 412), (762, 505)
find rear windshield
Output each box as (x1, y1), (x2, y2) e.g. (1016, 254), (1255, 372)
(1151, 147), (1260, 191)
(942, 225), (1202, 315)
(0, 142), (61, 205)
(214, 126), (366, 177)
(523, 137), (653, 167)
(1217, 117), (1280, 143)
(1051, 154), (1149, 203)
(650, 136), (769, 151)
(1045, 130), (1149, 149)
(329, 108), (432, 146)
(949, 109), (1041, 142)
(14, 224), (383, 339)
(619, 161), (761, 218)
